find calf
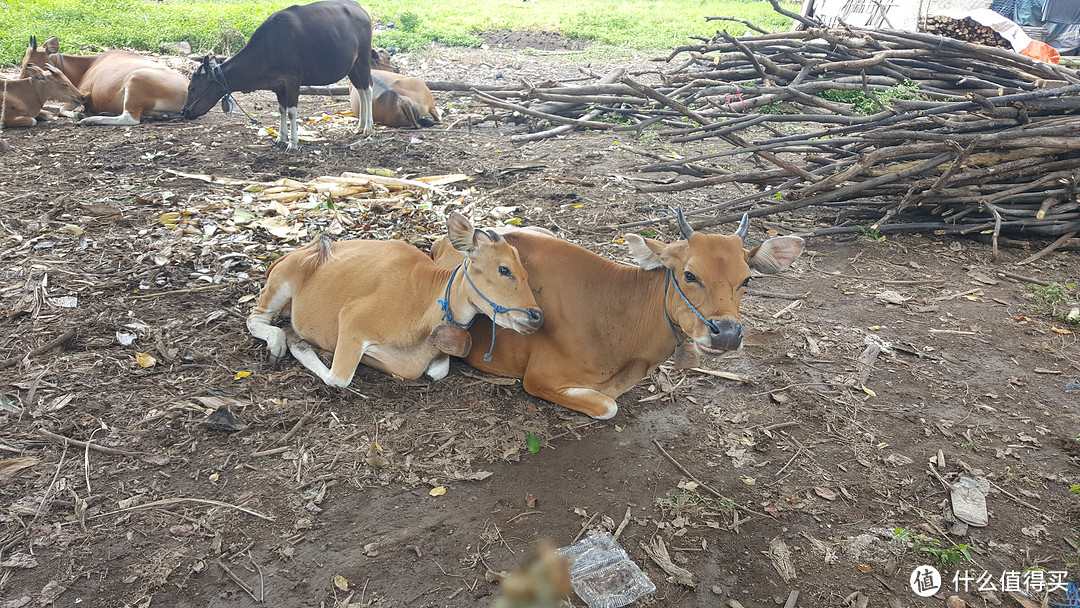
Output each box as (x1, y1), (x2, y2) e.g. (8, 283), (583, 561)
(1, 63), (85, 128)
(247, 212), (543, 386)
(21, 35), (188, 125)
(350, 71), (441, 128)
(182, 0), (374, 151)
(430, 210), (804, 419)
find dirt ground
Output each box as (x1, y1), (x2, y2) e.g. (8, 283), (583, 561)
(1, 38), (1079, 608)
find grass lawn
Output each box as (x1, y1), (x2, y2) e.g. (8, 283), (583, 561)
(1, 0), (795, 66)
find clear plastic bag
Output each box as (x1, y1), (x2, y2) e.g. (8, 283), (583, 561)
(556, 532), (656, 608)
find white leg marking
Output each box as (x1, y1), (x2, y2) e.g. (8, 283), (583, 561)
(78, 110), (139, 126)
(359, 87), (373, 134)
(563, 388), (618, 420)
(288, 332), (367, 388)
(425, 355), (450, 381)
(287, 106), (299, 152)
(246, 284), (292, 362)
(277, 104), (288, 146)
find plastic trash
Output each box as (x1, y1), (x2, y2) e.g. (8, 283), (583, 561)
(556, 532), (655, 608)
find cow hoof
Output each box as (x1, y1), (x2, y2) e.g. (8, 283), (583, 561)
(672, 342), (701, 370)
(268, 352), (286, 368)
(430, 324), (472, 357)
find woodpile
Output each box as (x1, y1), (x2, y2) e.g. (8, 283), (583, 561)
(452, 1), (1080, 245)
(921, 15), (1011, 49)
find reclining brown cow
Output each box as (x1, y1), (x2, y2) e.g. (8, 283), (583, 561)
(247, 212), (543, 386)
(430, 209), (804, 419)
(1, 63), (85, 128)
(349, 71), (441, 128)
(21, 35), (188, 125)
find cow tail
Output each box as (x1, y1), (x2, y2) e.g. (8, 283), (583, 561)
(311, 235), (336, 266)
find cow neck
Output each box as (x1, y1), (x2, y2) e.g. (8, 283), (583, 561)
(598, 261), (683, 360)
(437, 262), (481, 329)
(47, 53), (88, 86)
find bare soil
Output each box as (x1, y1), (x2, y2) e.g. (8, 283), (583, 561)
(1, 42), (1078, 608)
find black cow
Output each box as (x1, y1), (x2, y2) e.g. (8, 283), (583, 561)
(182, 0), (373, 151)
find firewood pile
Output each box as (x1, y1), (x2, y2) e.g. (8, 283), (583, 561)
(921, 15), (1011, 49)
(459, 2), (1080, 245)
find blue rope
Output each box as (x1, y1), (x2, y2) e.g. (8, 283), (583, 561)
(664, 268), (718, 345)
(440, 261), (535, 362)
(438, 263), (473, 329)
(1048, 581), (1079, 607)
(210, 64), (258, 125)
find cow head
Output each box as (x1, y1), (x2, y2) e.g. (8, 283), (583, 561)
(625, 209), (804, 355)
(446, 212), (543, 334)
(21, 35), (59, 78)
(371, 48), (399, 73)
(181, 56), (228, 119)
(25, 63), (85, 106)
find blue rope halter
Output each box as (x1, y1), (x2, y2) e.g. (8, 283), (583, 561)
(663, 268), (718, 344)
(185, 62), (258, 125)
(438, 261), (534, 362)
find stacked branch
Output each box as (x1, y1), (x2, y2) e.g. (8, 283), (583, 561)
(921, 16), (1012, 49)
(455, 6), (1080, 240)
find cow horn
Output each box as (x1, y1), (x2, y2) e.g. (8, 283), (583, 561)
(30, 35), (36, 49)
(735, 213), (749, 242)
(675, 207), (694, 240)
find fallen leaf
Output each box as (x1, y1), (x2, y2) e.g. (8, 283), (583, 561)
(525, 493), (536, 508)
(1050, 327), (1073, 335)
(429, 486), (446, 497)
(234, 371), (252, 380)
(814, 487), (838, 501)
(861, 385), (877, 397)
(333, 574), (349, 591)
(135, 352), (157, 368)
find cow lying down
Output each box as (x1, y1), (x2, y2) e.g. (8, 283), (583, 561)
(430, 210), (804, 419)
(350, 71), (441, 128)
(247, 212), (543, 386)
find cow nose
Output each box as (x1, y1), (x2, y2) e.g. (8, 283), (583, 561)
(524, 308), (543, 329)
(708, 318), (743, 350)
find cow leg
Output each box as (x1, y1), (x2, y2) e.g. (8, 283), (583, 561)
(36, 109), (55, 121)
(275, 104), (289, 148)
(4, 116), (37, 127)
(246, 282), (293, 366)
(347, 85), (373, 149)
(522, 376), (619, 420)
(78, 111), (140, 126)
(287, 330), (366, 388)
(286, 106), (300, 152)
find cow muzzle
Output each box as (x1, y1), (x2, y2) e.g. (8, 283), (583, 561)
(508, 308), (543, 334)
(698, 318), (743, 354)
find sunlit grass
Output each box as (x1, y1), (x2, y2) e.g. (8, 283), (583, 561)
(2, 0), (795, 66)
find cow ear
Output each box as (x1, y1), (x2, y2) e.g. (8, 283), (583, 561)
(446, 212), (479, 255)
(23, 63), (44, 79)
(44, 37), (60, 53)
(747, 236), (805, 274)
(624, 234), (666, 270)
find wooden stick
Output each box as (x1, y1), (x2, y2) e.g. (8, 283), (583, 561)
(37, 428), (139, 457)
(1016, 230), (1078, 265)
(0, 328), (76, 369)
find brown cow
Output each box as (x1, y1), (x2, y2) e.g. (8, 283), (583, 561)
(1, 63), (85, 128)
(430, 210), (804, 419)
(247, 212), (543, 386)
(349, 70), (441, 128)
(21, 35), (188, 126)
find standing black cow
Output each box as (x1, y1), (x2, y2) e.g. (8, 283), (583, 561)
(181, 0), (373, 151)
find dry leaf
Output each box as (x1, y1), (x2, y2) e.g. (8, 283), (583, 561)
(814, 487), (838, 501)
(135, 352), (157, 368)
(524, 493), (536, 508)
(333, 574), (349, 591)
(429, 486), (446, 497)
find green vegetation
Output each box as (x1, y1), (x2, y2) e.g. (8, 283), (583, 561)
(893, 528), (980, 567)
(1027, 280), (1080, 325)
(856, 225), (884, 242)
(1, 0), (797, 66)
(817, 82), (922, 115)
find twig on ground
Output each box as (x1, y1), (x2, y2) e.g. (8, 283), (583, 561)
(0, 328), (77, 370)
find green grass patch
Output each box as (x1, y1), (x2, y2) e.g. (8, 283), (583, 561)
(816, 81), (922, 115)
(2, 0), (795, 66)
(1027, 280), (1080, 325)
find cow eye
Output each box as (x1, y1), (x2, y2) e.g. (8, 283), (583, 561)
(740, 277), (752, 289)
(683, 271), (699, 284)
(499, 266), (512, 277)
